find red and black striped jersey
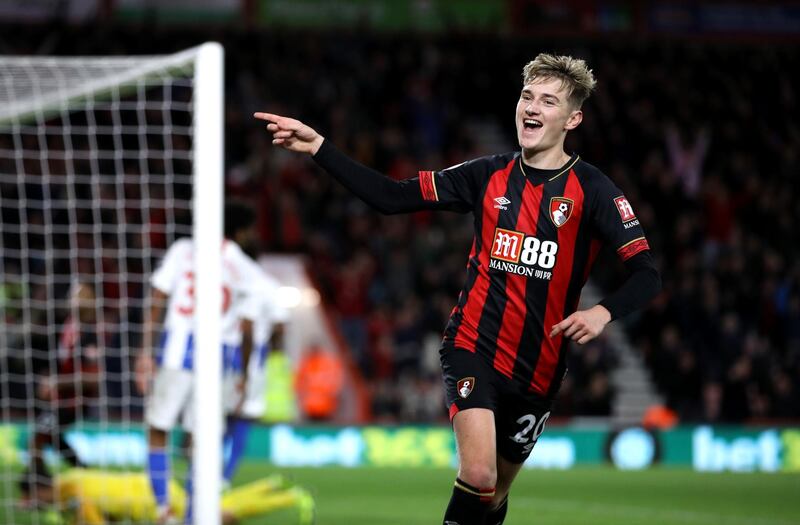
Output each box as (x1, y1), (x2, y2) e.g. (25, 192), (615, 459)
(53, 314), (101, 407)
(418, 152), (650, 397)
(57, 315), (100, 376)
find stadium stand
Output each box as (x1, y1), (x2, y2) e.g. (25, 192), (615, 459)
(1, 22), (798, 424)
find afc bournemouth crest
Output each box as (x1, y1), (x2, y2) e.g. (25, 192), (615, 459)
(550, 197), (574, 227)
(457, 377), (475, 399)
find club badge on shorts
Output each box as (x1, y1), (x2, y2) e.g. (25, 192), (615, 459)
(457, 377), (475, 399)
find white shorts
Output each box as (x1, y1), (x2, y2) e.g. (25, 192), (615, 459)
(145, 368), (194, 431)
(242, 365), (267, 418)
(223, 365), (267, 419)
(223, 373), (240, 416)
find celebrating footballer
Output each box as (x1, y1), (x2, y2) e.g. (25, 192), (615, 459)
(256, 53), (661, 525)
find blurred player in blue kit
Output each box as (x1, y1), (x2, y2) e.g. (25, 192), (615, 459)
(134, 202), (263, 523)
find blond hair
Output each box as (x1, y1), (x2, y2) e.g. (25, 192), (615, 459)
(522, 53), (597, 108)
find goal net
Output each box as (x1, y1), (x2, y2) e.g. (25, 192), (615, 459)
(0, 44), (224, 525)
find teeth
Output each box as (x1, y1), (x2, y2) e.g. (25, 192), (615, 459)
(524, 119), (541, 127)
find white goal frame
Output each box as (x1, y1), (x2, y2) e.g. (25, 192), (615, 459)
(191, 41), (224, 525)
(0, 42), (225, 525)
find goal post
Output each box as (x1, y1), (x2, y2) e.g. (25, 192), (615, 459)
(0, 43), (224, 525)
(192, 41), (224, 525)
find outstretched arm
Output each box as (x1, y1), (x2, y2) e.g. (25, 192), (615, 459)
(254, 112), (447, 215)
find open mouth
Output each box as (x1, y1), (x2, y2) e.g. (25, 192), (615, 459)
(523, 118), (542, 131)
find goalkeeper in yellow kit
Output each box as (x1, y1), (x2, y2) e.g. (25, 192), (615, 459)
(19, 468), (315, 524)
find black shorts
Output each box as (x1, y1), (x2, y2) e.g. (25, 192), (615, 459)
(440, 347), (553, 464)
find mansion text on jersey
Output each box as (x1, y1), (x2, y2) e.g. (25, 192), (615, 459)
(489, 258), (553, 280)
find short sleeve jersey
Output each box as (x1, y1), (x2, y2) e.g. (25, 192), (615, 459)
(150, 238), (259, 370)
(418, 152), (651, 397)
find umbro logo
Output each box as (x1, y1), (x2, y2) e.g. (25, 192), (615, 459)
(493, 196), (510, 210)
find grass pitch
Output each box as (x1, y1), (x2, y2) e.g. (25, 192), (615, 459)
(4, 463), (799, 524)
(235, 463), (800, 525)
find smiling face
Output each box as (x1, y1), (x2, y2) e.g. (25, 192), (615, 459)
(515, 77), (583, 162)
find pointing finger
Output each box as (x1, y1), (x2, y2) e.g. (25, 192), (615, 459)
(254, 113), (299, 131)
(253, 112), (282, 122)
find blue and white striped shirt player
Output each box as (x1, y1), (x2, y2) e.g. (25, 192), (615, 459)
(150, 237), (260, 371)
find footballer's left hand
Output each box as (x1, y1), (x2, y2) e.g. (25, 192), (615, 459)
(549, 304), (611, 345)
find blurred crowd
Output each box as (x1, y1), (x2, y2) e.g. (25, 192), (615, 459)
(2, 23), (799, 423)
